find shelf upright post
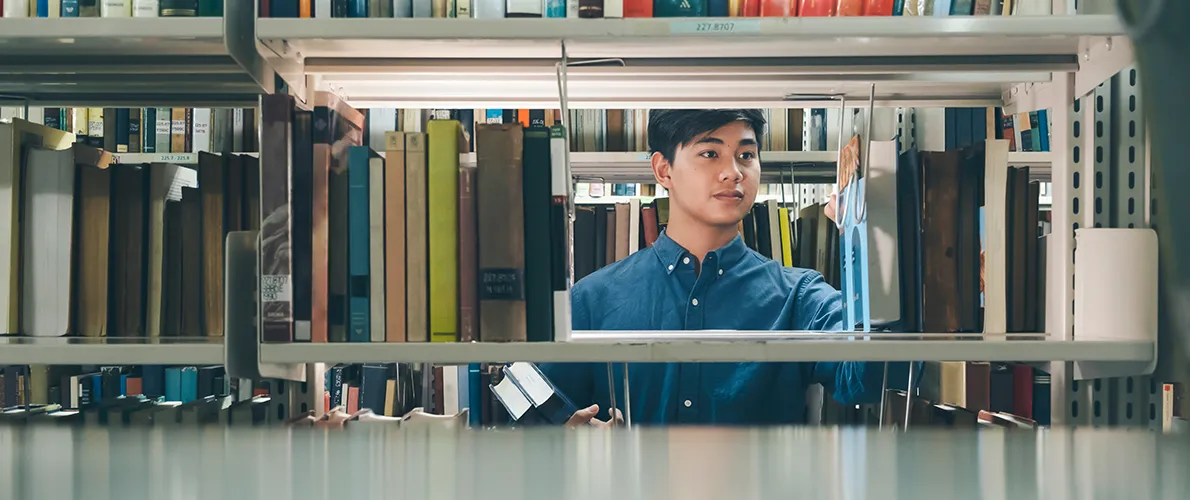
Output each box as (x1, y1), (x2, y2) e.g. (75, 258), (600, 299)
(224, 230), (307, 383)
(1047, 71), (1081, 428)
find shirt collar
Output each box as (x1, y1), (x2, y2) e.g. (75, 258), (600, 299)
(652, 229), (750, 275)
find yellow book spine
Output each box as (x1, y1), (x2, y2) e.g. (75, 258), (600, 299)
(778, 207), (793, 267)
(427, 120), (460, 342)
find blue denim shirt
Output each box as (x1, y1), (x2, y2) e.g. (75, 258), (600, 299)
(540, 230), (911, 425)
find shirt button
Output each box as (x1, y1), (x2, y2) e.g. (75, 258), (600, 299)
(718, 269), (724, 276)
(691, 298), (699, 307)
(683, 257), (690, 265)
(667, 264), (674, 271)
(684, 400), (692, 408)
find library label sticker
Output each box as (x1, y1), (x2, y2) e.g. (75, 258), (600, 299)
(669, 20), (761, 34)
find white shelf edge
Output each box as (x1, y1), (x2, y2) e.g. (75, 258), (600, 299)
(258, 338), (1152, 364)
(111, 152), (259, 165)
(0, 341), (225, 365)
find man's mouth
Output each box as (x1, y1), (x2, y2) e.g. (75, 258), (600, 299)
(714, 191), (745, 200)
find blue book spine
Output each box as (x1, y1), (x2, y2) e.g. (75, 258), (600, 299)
(142, 365), (166, 397)
(165, 368), (182, 402)
(394, 0), (412, 16)
(143, 108), (156, 153)
(347, 146), (371, 343)
(707, 0), (729, 16)
(545, 0), (564, 16)
(37, 0), (49, 16)
(61, 0), (80, 16)
(933, 0), (951, 16)
(348, 0), (367, 16)
(120, 375), (128, 396)
(949, 0), (973, 14)
(892, 0), (903, 14)
(181, 367), (198, 403)
(272, 0), (300, 17)
(468, 364), (482, 426)
(485, 109), (502, 124)
(1037, 109), (1050, 152)
(359, 365), (387, 414)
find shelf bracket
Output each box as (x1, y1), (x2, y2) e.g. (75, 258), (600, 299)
(225, 231), (307, 383)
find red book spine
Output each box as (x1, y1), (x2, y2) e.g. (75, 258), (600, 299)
(741, 0), (761, 16)
(642, 207), (659, 247)
(798, 0), (835, 15)
(624, 0), (652, 17)
(759, 0), (792, 16)
(837, 0), (863, 15)
(1012, 364), (1033, 419)
(863, 0), (893, 15)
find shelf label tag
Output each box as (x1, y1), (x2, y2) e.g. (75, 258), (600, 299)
(669, 20), (760, 34)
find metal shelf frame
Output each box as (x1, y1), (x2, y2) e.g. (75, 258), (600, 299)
(0, 338), (224, 365)
(257, 15), (1125, 109)
(0, 0), (275, 107)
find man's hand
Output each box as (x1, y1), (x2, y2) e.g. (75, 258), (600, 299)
(566, 404), (623, 428)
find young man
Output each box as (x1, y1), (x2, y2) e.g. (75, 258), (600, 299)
(541, 109), (910, 426)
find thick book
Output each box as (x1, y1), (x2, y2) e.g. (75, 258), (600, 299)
(476, 124), (527, 342)
(346, 146), (378, 343)
(146, 163), (197, 339)
(494, 362), (580, 425)
(920, 150), (962, 332)
(21, 148), (76, 337)
(73, 145), (113, 337)
(427, 120), (460, 343)
(522, 126), (554, 342)
(260, 95), (295, 343)
(197, 152), (225, 337)
(367, 151), (386, 343)
(109, 164), (149, 337)
(311, 100), (333, 342)
(292, 109), (315, 342)
(179, 187), (203, 337)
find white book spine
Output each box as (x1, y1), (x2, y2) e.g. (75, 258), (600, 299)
(49, 0), (62, 16)
(565, 0), (577, 17)
(71, 109), (88, 136)
(87, 108), (104, 138)
(26, 108), (45, 127)
(21, 149), (75, 336)
(133, 0), (158, 16)
(456, 0), (470, 16)
(4, 0), (30, 17)
(628, 198), (640, 254)
(192, 108), (211, 153)
(506, 0), (540, 15)
(603, 0), (621, 17)
(368, 157), (386, 342)
(100, 0), (132, 16)
(155, 108), (171, 153)
(232, 109), (244, 153)
(317, 0), (333, 17)
(549, 127), (572, 341)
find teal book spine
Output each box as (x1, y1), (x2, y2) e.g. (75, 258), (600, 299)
(347, 146), (372, 343)
(653, 0), (705, 17)
(180, 367), (198, 403)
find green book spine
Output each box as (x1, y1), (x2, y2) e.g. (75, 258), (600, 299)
(426, 120), (460, 343)
(522, 126), (554, 342)
(197, 0), (222, 15)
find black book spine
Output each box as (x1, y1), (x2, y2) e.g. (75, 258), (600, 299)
(291, 110), (314, 342)
(161, 0), (198, 16)
(573, 206), (596, 281)
(522, 127), (554, 342)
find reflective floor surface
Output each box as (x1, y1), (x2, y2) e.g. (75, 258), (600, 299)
(0, 425), (1186, 500)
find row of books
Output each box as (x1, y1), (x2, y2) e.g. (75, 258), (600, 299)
(0, 116), (255, 337)
(0, 364), (230, 411)
(259, 0), (1037, 18)
(29, 107), (260, 155)
(0, 0), (220, 17)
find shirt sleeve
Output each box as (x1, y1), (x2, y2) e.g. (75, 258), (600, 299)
(798, 272), (917, 406)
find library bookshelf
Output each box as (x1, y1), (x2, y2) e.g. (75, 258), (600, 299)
(0, 0), (1168, 431)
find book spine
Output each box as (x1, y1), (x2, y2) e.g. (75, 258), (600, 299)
(455, 0), (468, 15)
(100, 0), (130, 15)
(4, 0), (29, 15)
(458, 165), (478, 342)
(411, 0), (429, 15)
(368, 154), (386, 342)
(128, 108), (141, 153)
(311, 106), (332, 343)
(61, 0), (79, 15)
(197, 0), (219, 15)
(622, 0), (648, 16)
(115, 108), (130, 153)
(470, 0), (500, 17)
(192, 108), (211, 154)
(427, 120), (459, 343)
(132, 0), (156, 15)
(602, 0), (619, 16)
(347, 0), (365, 15)
(549, 125), (572, 333)
(260, 95), (295, 343)
(392, 0), (410, 16)
(142, 108), (156, 153)
(475, 124), (527, 343)
(292, 110), (314, 342)
(405, 132), (428, 342)
(347, 147), (371, 343)
(155, 108), (171, 153)
(523, 127), (554, 342)
(383, 132), (407, 342)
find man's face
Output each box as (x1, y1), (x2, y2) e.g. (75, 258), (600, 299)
(653, 120), (761, 228)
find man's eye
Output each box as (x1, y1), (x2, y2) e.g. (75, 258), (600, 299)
(739, 151), (757, 161)
(699, 150), (719, 159)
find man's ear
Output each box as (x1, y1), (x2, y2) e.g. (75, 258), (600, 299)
(651, 152), (673, 190)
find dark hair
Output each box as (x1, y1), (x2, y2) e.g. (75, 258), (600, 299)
(647, 109), (767, 162)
